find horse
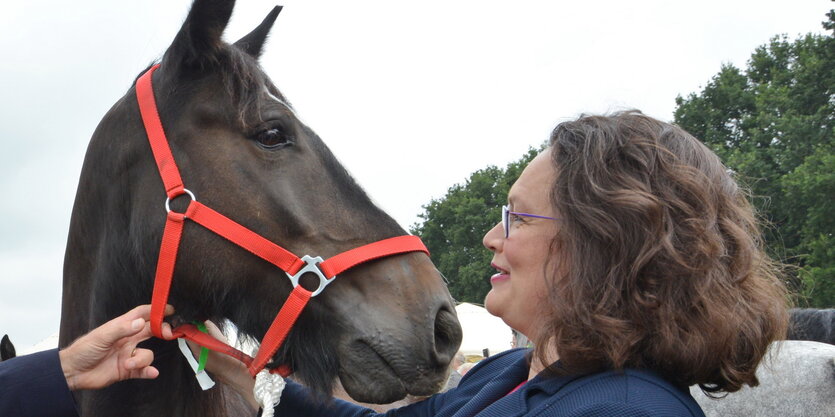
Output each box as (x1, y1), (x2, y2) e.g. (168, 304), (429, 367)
(788, 308), (835, 345)
(0, 335), (14, 362)
(57, 1), (462, 415)
(691, 340), (835, 417)
(689, 309), (835, 416)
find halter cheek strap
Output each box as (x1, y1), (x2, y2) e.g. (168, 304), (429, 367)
(136, 64), (429, 377)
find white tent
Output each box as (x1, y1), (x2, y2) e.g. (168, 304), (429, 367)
(454, 302), (513, 357)
(20, 332), (59, 355)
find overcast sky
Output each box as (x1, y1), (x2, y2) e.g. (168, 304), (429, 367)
(0, 0), (830, 349)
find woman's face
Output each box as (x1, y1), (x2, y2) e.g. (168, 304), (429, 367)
(482, 149), (557, 339)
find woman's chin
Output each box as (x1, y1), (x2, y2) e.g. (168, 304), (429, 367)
(483, 291), (504, 318)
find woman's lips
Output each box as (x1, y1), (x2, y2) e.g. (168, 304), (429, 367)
(490, 263), (509, 284)
(490, 272), (510, 284)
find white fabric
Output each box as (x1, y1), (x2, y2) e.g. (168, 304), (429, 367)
(254, 369), (286, 417)
(177, 338), (216, 390)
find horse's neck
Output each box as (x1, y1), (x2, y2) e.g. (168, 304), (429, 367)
(59, 200), (106, 347)
(59, 149), (146, 347)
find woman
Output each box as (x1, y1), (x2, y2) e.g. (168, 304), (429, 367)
(203, 111), (789, 416)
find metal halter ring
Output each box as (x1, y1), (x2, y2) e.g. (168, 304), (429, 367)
(165, 188), (196, 214)
(286, 255), (335, 297)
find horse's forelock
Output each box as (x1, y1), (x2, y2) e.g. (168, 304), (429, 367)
(220, 46), (283, 129)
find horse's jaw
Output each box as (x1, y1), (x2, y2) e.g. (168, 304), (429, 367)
(336, 341), (449, 403)
(333, 304), (461, 403)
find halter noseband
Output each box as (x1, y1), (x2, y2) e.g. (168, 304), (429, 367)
(136, 64), (428, 377)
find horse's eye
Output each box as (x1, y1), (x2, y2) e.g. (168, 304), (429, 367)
(254, 127), (293, 149)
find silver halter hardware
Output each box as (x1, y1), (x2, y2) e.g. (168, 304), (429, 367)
(285, 255), (335, 297)
(164, 188), (196, 214)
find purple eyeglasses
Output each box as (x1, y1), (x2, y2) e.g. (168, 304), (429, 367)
(502, 205), (558, 238)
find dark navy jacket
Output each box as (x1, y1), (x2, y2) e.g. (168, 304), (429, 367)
(0, 348), (78, 417)
(274, 348), (705, 416)
(0, 347), (705, 417)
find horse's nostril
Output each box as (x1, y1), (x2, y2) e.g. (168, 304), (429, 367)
(433, 306), (463, 365)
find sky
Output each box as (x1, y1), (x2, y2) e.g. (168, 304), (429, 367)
(0, 0), (830, 350)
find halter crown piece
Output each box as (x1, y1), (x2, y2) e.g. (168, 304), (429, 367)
(135, 65), (429, 382)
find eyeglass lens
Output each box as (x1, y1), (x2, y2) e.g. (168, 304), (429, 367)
(502, 205), (510, 238)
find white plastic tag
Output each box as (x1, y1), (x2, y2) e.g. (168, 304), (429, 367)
(177, 338), (216, 390)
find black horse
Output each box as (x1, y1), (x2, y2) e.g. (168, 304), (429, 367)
(58, 1), (462, 415)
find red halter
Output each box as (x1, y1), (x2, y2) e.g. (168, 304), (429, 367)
(136, 64), (429, 377)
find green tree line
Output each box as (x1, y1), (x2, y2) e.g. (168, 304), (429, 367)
(410, 148), (540, 304)
(674, 9), (834, 307)
(411, 9), (834, 307)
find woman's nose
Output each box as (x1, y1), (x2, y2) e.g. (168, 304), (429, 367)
(483, 222), (503, 251)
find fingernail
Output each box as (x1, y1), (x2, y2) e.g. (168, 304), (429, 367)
(131, 318), (144, 331)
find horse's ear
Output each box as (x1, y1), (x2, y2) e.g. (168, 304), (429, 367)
(0, 334), (15, 361)
(234, 6), (282, 58)
(163, 0), (236, 69)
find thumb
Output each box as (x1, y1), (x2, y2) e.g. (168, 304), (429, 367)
(97, 304), (157, 345)
(96, 317), (147, 347)
(89, 305), (172, 346)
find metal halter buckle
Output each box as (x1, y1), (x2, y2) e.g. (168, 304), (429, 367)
(285, 255), (334, 297)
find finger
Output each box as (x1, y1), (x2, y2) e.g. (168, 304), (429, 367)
(123, 305), (154, 321)
(130, 365), (160, 380)
(127, 304), (174, 320)
(140, 366), (160, 379)
(202, 320), (227, 341)
(125, 348), (154, 371)
(119, 304), (175, 324)
(161, 322), (174, 340)
(100, 304), (178, 345)
(122, 322), (154, 348)
(185, 339), (202, 358)
(92, 305), (155, 346)
(131, 319), (174, 342)
(91, 317), (147, 348)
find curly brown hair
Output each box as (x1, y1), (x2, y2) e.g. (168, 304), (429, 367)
(535, 111), (789, 394)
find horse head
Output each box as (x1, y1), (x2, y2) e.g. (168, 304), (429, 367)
(60, 1), (461, 413)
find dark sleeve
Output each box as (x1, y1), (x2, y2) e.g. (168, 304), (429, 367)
(558, 402), (656, 417)
(272, 379), (445, 417)
(0, 348), (78, 417)
(556, 401), (700, 417)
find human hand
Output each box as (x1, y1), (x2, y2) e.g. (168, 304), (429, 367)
(59, 304), (174, 391)
(186, 320), (258, 409)
(185, 321), (240, 382)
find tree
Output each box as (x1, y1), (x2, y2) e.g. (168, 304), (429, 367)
(673, 10), (834, 307)
(411, 148), (541, 304)
(782, 148), (835, 306)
